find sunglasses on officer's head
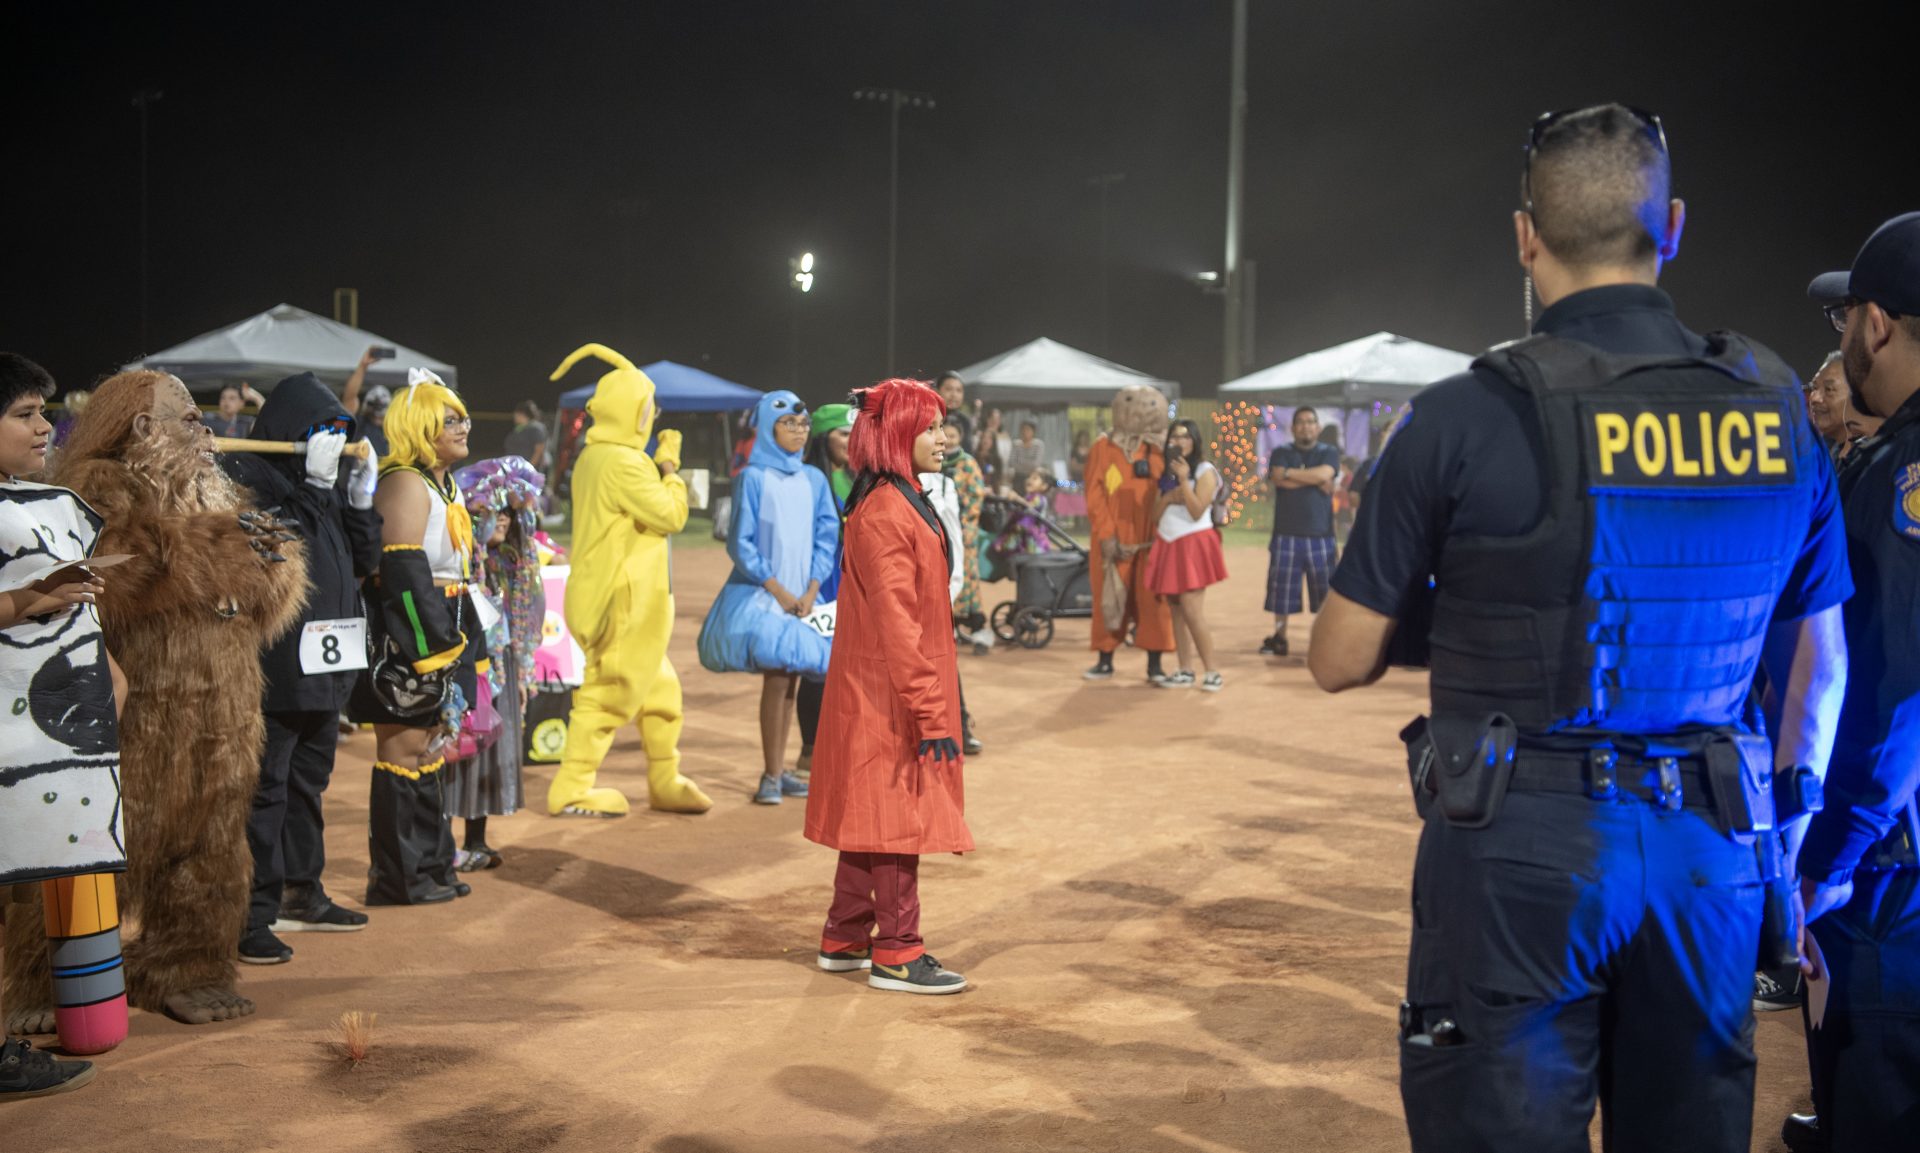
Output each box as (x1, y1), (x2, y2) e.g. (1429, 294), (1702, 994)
(1521, 104), (1667, 213)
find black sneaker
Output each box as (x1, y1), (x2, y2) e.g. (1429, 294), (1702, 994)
(964, 734), (984, 756)
(239, 926), (294, 965)
(0, 1037), (95, 1100)
(867, 953), (967, 995)
(273, 901), (369, 934)
(1260, 633), (1289, 656)
(1781, 1112), (1824, 1153)
(816, 946), (872, 972)
(1082, 662), (1114, 681)
(1753, 966), (1803, 1012)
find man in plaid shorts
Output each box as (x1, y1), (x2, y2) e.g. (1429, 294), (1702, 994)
(1262, 407), (1341, 656)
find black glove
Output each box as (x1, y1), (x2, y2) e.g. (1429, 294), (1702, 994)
(918, 737), (961, 763)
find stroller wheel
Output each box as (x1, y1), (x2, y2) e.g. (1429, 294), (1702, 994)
(990, 601), (1020, 644)
(1014, 607), (1055, 649)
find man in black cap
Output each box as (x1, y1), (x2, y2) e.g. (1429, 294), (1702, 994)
(1793, 210), (1920, 1151)
(1308, 104), (1852, 1152)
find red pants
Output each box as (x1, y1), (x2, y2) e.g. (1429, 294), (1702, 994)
(821, 851), (922, 966)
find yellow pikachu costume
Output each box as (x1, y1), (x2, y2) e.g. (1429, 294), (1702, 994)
(547, 344), (713, 817)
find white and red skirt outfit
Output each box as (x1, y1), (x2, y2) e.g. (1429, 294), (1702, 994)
(1144, 462), (1228, 595)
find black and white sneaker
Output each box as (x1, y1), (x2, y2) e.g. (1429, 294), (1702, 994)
(238, 926), (294, 965)
(1260, 633), (1289, 656)
(868, 954), (967, 995)
(0, 1037), (95, 1100)
(273, 901), (369, 933)
(817, 946), (872, 972)
(1082, 662), (1114, 681)
(1753, 966), (1803, 1012)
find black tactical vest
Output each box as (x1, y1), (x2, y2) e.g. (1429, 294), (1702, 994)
(1427, 332), (1813, 737)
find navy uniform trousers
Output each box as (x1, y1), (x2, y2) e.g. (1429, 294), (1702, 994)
(1806, 865), (1920, 1150)
(1402, 789), (1763, 1152)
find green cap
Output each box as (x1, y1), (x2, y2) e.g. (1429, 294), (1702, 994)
(811, 403), (853, 436)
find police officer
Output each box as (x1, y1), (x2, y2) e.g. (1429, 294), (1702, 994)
(1793, 211), (1920, 1151)
(1309, 104), (1852, 1152)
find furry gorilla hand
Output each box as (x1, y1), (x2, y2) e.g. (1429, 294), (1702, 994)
(917, 737), (960, 764)
(238, 508), (302, 563)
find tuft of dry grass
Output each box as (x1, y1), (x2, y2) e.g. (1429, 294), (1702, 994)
(333, 1010), (377, 1066)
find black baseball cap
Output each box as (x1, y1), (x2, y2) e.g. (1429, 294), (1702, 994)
(1808, 211), (1920, 313)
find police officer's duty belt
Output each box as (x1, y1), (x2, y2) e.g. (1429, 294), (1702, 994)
(1509, 749), (1715, 813)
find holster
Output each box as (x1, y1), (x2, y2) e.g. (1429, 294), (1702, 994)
(1427, 712), (1518, 829)
(1703, 731), (1775, 840)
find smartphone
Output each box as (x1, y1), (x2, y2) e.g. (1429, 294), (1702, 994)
(369, 346), (397, 360)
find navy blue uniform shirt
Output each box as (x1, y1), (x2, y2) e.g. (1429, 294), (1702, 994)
(1334, 283), (1851, 628)
(1269, 441), (1342, 538)
(1800, 389), (1920, 885)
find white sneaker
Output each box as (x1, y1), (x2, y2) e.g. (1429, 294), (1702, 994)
(1200, 671), (1224, 693)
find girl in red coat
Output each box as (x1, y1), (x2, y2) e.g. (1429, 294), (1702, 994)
(803, 379), (970, 995)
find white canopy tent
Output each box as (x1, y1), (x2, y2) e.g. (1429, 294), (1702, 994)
(1218, 331), (1470, 405)
(127, 303), (458, 394)
(955, 337), (1179, 405)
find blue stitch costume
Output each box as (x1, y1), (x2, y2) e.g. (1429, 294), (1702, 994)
(697, 391), (838, 679)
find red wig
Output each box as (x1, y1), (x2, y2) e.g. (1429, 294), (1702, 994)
(847, 378), (945, 483)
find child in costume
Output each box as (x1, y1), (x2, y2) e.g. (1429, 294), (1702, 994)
(793, 403), (853, 779)
(697, 390), (837, 806)
(351, 371), (478, 906)
(445, 455), (544, 864)
(805, 378), (970, 995)
(221, 372), (379, 965)
(548, 344), (710, 818)
(0, 354), (120, 1098)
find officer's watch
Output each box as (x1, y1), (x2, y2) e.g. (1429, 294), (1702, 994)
(1773, 764), (1824, 825)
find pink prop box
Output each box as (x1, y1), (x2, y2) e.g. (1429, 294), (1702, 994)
(534, 565), (586, 686)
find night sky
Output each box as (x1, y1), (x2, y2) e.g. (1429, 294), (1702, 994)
(5, 2), (1914, 418)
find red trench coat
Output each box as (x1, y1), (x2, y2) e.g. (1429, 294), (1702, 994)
(1084, 436), (1176, 652)
(804, 479), (974, 855)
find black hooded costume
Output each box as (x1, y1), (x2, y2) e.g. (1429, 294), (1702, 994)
(222, 372), (381, 932)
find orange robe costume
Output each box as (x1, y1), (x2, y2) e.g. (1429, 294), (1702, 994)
(804, 481), (972, 856)
(1084, 435), (1175, 653)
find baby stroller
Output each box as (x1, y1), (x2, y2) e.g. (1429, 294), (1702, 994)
(983, 496), (1092, 650)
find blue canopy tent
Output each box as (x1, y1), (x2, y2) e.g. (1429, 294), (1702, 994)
(555, 360), (764, 413)
(551, 361), (765, 511)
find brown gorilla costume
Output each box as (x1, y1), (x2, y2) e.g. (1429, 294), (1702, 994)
(3, 371), (306, 1028)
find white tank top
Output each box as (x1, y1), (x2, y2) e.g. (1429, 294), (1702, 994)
(400, 470), (467, 582)
(1157, 461), (1216, 541)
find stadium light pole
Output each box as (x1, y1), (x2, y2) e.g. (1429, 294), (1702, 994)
(1221, 0), (1249, 382)
(853, 88), (934, 372)
(788, 251), (815, 389)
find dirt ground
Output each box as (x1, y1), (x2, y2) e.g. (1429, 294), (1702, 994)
(7, 545), (1813, 1152)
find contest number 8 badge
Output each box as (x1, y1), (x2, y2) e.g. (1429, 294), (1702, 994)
(299, 618), (369, 675)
